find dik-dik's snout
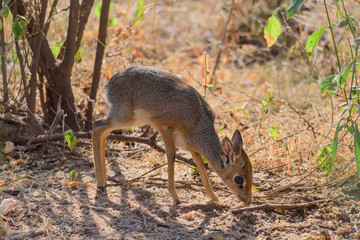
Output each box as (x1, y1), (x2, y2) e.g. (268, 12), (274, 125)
(238, 194), (252, 205)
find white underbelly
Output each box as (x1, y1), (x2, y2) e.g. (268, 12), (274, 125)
(133, 109), (188, 149)
(173, 131), (188, 149)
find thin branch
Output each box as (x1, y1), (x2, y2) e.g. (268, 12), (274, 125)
(263, 125), (351, 197)
(43, 0), (58, 36)
(59, 0), (80, 74)
(0, 116), (29, 128)
(57, 0), (95, 59)
(28, 0), (48, 113)
(85, 0), (110, 130)
(5, 230), (45, 240)
(210, 0), (235, 84)
(0, 0), (8, 104)
(28, 132), (196, 166)
(124, 163), (167, 185)
(277, 98), (316, 138)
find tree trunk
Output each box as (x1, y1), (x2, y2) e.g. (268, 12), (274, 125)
(0, 0), (8, 104)
(9, 0), (95, 131)
(27, 0), (48, 113)
(84, 0), (111, 130)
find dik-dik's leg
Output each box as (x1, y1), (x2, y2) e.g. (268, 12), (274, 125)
(191, 151), (219, 202)
(160, 130), (181, 204)
(92, 118), (115, 189)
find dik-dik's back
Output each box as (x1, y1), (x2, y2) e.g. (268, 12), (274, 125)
(105, 66), (214, 131)
(92, 66), (253, 205)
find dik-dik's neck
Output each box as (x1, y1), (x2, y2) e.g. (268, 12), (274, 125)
(190, 125), (224, 171)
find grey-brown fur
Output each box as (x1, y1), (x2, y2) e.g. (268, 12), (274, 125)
(92, 66), (253, 205)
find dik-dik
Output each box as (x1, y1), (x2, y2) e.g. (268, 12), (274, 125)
(92, 66), (253, 205)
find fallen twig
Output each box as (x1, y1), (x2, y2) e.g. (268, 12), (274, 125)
(136, 208), (148, 229)
(5, 229), (45, 240)
(232, 201), (324, 214)
(124, 163), (167, 185)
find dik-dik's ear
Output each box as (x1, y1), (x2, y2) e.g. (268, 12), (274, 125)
(231, 130), (244, 155)
(220, 137), (234, 166)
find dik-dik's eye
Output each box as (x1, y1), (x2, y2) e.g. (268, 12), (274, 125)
(234, 175), (244, 188)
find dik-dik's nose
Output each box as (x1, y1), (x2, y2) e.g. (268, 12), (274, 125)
(238, 194), (252, 205)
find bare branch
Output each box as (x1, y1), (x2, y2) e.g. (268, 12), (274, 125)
(0, 0), (8, 104)
(85, 0), (110, 130)
(210, 0), (235, 84)
(58, 0), (95, 59)
(28, 0), (48, 113)
(59, 0), (80, 74)
(43, 0), (58, 36)
(28, 132), (196, 166)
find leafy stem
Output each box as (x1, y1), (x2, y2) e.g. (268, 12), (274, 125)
(341, 1), (356, 39)
(323, 0), (348, 106)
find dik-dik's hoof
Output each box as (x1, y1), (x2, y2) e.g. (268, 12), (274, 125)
(175, 200), (182, 205)
(97, 186), (107, 192)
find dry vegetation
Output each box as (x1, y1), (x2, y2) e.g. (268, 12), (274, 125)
(1, 0), (360, 239)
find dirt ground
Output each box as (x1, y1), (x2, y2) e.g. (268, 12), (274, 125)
(1, 0), (360, 239)
(1, 142), (360, 239)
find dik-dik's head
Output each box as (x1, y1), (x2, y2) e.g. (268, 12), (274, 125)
(219, 130), (253, 205)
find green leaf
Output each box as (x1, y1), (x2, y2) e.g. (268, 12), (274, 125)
(317, 144), (332, 175)
(270, 126), (280, 140)
(329, 122), (341, 174)
(207, 83), (214, 88)
(70, 170), (78, 180)
(132, 0), (145, 27)
(341, 55), (360, 88)
(264, 16), (281, 47)
(263, 106), (269, 115)
(201, 156), (208, 164)
(286, 0), (305, 19)
(339, 19), (349, 28)
(94, 2), (102, 17)
(261, 98), (268, 106)
(75, 47), (84, 62)
(0, 19), (2, 31)
(95, 1), (114, 18)
(290, 44), (297, 52)
(1, 6), (9, 18)
(339, 107), (348, 117)
(12, 15), (28, 39)
(51, 41), (63, 58)
(65, 130), (77, 151)
(306, 26), (326, 61)
(347, 125), (354, 135)
(267, 92), (274, 102)
(320, 75), (336, 98)
(354, 122), (360, 176)
(219, 125), (225, 131)
(108, 17), (116, 27)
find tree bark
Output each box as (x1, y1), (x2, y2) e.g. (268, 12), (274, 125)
(57, 0), (95, 60)
(0, 0), (8, 104)
(28, 0), (48, 113)
(10, 0), (95, 131)
(84, 0), (111, 130)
